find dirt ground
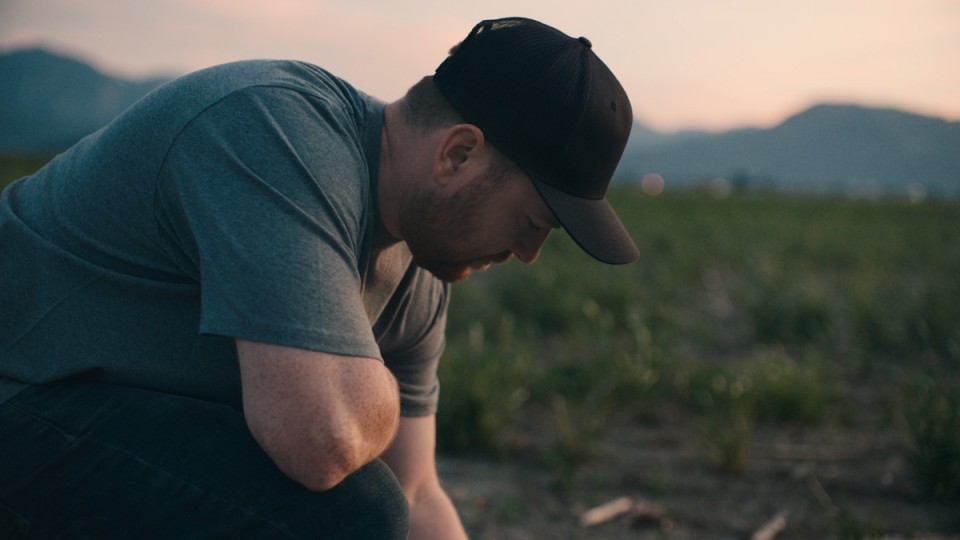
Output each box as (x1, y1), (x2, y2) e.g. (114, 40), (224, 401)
(436, 415), (960, 540)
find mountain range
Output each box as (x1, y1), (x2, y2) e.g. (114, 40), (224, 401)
(618, 104), (960, 198)
(2, 48), (958, 198)
(0, 48), (170, 152)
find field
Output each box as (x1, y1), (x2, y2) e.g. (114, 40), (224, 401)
(435, 188), (960, 538)
(3, 157), (958, 538)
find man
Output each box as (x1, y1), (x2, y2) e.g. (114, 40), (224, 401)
(0, 17), (637, 539)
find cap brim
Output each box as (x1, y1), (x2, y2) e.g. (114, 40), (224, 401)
(531, 178), (639, 265)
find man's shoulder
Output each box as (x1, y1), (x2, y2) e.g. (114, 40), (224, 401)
(175, 60), (371, 113)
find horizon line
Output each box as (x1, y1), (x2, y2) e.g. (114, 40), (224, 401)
(3, 43), (959, 135)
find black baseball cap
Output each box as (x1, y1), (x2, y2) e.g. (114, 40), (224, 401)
(434, 17), (639, 265)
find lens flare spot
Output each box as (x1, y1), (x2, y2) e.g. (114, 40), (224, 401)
(641, 173), (665, 196)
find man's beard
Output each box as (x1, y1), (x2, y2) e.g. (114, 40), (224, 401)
(399, 178), (511, 283)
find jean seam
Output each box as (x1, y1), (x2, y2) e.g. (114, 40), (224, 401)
(4, 401), (80, 441)
(83, 435), (302, 539)
(0, 502), (29, 539)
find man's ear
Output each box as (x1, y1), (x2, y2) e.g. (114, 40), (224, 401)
(432, 124), (485, 187)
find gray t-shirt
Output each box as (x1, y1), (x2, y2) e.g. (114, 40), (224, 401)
(0, 60), (448, 416)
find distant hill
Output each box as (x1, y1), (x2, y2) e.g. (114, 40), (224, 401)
(619, 105), (960, 198)
(2, 47), (958, 197)
(0, 48), (170, 152)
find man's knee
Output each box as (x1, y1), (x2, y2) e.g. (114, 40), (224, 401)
(330, 459), (410, 539)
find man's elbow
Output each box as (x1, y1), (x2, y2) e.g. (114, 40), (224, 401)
(290, 424), (398, 492)
(252, 397), (401, 492)
(288, 440), (365, 492)
(237, 344), (402, 492)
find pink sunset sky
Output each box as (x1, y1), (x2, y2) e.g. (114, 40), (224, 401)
(2, 0), (958, 132)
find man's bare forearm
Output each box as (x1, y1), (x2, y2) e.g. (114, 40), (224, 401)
(409, 482), (468, 540)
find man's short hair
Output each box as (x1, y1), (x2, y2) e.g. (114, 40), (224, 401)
(400, 76), (516, 184)
(399, 76), (463, 132)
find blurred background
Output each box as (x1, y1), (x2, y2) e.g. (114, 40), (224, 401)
(2, 1), (958, 538)
(3, 0), (960, 130)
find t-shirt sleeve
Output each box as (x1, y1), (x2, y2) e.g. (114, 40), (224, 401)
(155, 85), (382, 361)
(375, 268), (450, 417)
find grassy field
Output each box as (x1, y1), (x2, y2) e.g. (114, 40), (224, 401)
(4, 155), (958, 536)
(435, 186), (960, 537)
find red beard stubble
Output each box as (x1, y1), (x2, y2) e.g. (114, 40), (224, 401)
(398, 175), (512, 283)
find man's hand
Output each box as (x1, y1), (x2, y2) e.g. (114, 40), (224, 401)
(237, 340), (400, 491)
(382, 415), (468, 540)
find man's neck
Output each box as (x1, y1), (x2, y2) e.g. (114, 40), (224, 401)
(376, 101), (405, 242)
(377, 101), (440, 245)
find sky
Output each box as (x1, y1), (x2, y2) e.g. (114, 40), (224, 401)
(1, 0), (958, 132)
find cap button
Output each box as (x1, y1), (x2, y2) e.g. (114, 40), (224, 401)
(578, 36), (593, 48)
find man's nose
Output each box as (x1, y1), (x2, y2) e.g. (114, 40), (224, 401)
(512, 229), (551, 264)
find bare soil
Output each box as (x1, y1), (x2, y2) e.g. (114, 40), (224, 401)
(437, 414), (960, 540)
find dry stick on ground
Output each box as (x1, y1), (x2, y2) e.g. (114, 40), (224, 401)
(579, 497), (634, 527)
(579, 497), (671, 529)
(807, 475), (840, 518)
(751, 511), (788, 540)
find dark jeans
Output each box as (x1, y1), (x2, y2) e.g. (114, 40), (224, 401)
(0, 381), (409, 539)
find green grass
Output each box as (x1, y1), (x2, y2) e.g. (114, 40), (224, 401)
(438, 188), (960, 492)
(903, 377), (960, 498)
